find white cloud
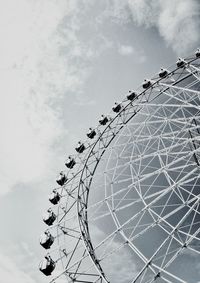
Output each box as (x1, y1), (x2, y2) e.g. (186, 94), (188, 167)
(0, 1), (67, 195)
(0, 0), (119, 196)
(128, 0), (200, 53)
(131, 0), (200, 54)
(157, 0), (200, 53)
(0, 0), (96, 195)
(0, 253), (36, 283)
(108, 0), (200, 54)
(1, 0), (198, 196)
(118, 44), (147, 62)
(118, 45), (134, 56)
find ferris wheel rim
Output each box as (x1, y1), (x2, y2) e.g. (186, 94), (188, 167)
(39, 50), (200, 283)
(77, 54), (200, 282)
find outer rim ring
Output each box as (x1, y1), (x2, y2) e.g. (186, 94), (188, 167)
(39, 51), (200, 283)
(77, 54), (200, 282)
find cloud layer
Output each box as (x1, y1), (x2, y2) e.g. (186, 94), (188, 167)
(118, 45), (134, 56)
(131, 0), (200, 53)
(0, 0), (116, 195)
(110, 0), (200, 54)
(1, 0), (199, 195)
(0, 253), (36, 283)
(0, 0), (94, 195)
(0, 1), (66, 194)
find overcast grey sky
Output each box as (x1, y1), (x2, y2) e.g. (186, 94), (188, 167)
(0, 1), (200, 282)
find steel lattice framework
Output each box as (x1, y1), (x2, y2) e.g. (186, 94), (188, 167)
(39, 51), (200, 283)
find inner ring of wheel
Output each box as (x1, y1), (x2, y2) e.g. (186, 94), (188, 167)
(77, 56), (199, 282)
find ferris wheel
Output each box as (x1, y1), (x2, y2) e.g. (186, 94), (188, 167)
(39, 49), (200, 283)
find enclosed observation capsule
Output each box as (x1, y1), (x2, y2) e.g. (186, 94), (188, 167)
(142, 79), (152, 89)
(75, 141), (85, 153)
(39, 255), (55, 276)
(112, 102), (121, 113)
(127, 91), (137, 101)
(65, 156), (76, 169)
(87, 128), (96, 139)
(43, 209), (56, 226)
(40, 231), (54, 249)
(49, 190), (60, 205)
(56, 171), (67, 186)
(159, 68), (169, 78)
(195, 48), (200, 58)
(99, 115), (109, 125)
(176, 58), (186, 68)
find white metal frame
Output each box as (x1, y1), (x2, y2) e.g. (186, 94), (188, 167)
(40, 53), (200, 283)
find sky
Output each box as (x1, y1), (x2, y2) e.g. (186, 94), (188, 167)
(0, 0), (200, 282)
